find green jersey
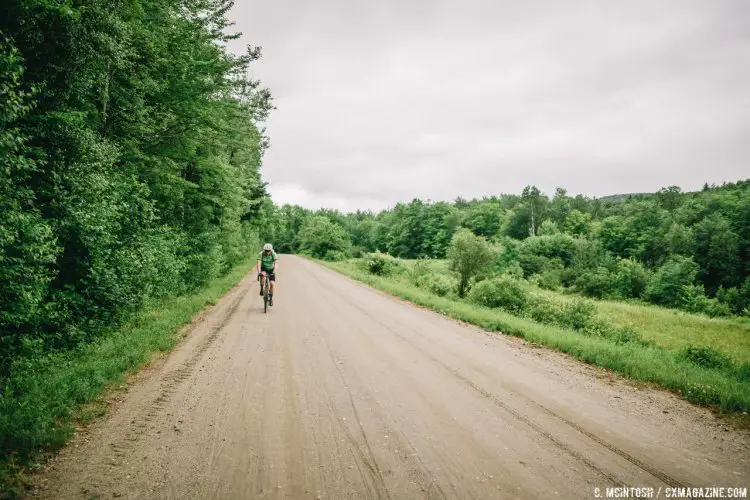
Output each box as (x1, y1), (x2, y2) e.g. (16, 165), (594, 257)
(258, 250), (278, 271)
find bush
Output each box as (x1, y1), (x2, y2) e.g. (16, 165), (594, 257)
(361, 252), (402, 276)
(679, 285), (732, 317)
(467, 276), (529, 313)
(582, 319), (649, 346)
(644, 256), (699, 307)
(611, 258), (649, 299)
(518, 253), (549, 277)
(323, 250), (348, 261)
(562, 299), (597, 330)
(529, 268), (563, 291)
(679, 346), (733, 371)
(716, 278), (750, 315)
(448, 228), (495, 297)
(525, 295), (595, 331)
(573, 267), (613, 298)
(409, 258), (432, 285)
(519, 234), (577, 266)
(416, 273), (454, 297)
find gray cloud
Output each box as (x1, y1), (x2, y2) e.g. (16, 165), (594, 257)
(228, 0), (750, 212)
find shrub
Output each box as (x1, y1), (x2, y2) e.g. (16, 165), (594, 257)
(519, 234), (577, 266)
(409, 258), (432, 285)
(448, 228), (495, 297)
(573, 267), (614, 298)
(416, 273), (454, 297)
(716, 278), (750, 315)
(525, 295), (595, 331)
(582, 319), (649, 346)
(679, 346), (733, 371)
(561, 299), (597, 330)
(644, 256), (699, 307)
(361, 252), (402, 276)
(679, 285), (732, 318)
(518, 253), (549, 277)
(529, 269), (562, 291)
(611, 258), (649, 299)
(467, 276), (529, 313)
(525, 296), (567, 326)
(323, 250), (348, 262)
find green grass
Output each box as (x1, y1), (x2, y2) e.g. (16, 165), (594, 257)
(0, 259), (255, 497)
(596, 301), (750, 364)
(322, 259), (750, 415)
(399, 258), (750, 365)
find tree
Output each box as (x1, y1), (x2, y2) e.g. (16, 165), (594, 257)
(386, 199), (426, 258)
(664, 222), (696, 257)
(297, 216), (351, 259)
(656, 186), (683, 211)
(537, 220), (560, 235)
(0, 0), (273, 368)
(563, 210), (592, 237)
(447, 228), (495, 297)
(0, 39), (59, 362)
(693, 215), (741, 293)
(548, 187), (572, 225)
(460, 201), (504, 239)
(521, 185), (549, 236)
(644, 256), (699, 307)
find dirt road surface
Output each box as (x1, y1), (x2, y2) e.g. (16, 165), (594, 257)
(31, 256), (749, 499)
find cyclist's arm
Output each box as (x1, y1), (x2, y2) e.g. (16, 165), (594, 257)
(256, 254), (261, 274)
(273, 252), (278, 273)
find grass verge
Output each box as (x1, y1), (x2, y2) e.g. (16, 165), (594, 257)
(398, 258), (750, 365)
(321, 259), (750, 415)
(0, 259), (255, 498)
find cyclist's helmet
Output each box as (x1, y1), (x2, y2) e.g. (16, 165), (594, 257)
(263, 243), (273, 251)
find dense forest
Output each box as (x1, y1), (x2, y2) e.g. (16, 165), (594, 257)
(0, 0), (272, 374)
(263, 181), (750, 317)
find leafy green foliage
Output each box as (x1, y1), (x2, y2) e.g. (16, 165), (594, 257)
(678, 285), (732, 318)
(297, 215), (351, 259)
(1, 0), (272, 372)
(415, 273), (455, 297)
(679, 346), (734, 371)
(467, 276), (529, 312)
(447, 228), (495, 297)
(644, 256), (699, 307)
(361, 252), (402, 276)
(611, 258), (649, 299)
(270, 180), (750, 318)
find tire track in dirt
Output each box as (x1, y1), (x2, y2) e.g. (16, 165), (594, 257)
(305, 262), (695, 489)
(30, 257), (748, 499)
(109, 278), (251, 459)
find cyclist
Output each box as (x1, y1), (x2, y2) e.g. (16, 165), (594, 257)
(257, 243), (278, 306)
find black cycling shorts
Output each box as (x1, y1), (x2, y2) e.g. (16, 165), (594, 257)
(260, 270), (276, 281)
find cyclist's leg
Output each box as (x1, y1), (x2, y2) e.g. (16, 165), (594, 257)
(269, 272), (275, 295)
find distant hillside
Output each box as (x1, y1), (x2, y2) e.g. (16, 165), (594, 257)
(597, 180), (750, 204)
(596, 193), (652, 203)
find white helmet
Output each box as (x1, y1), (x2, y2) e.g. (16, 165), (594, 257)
(263, 243), (273, 251)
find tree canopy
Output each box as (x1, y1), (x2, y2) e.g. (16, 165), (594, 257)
(1, 0), (273, 372)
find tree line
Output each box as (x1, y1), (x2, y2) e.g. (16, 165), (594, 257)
(263, 181), (750, 317)
(1, 0), (272, 374)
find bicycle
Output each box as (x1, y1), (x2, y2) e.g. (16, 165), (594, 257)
(258, 272), (271, 313)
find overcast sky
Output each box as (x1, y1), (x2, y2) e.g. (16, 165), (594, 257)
(228, 0), (750, 212)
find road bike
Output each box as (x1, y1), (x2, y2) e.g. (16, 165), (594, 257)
(258, 272), (270, 313)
